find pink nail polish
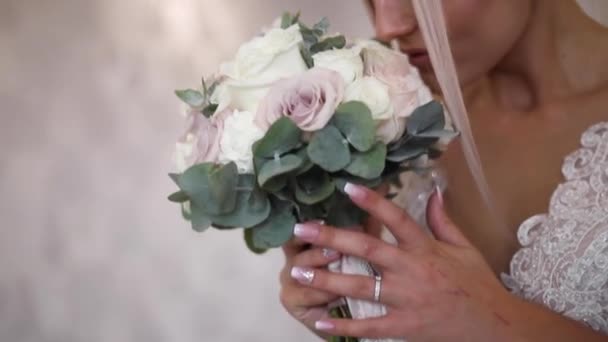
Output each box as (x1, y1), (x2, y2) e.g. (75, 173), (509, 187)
(294, 223), (320, 241)
(344, 182), (366, 200)
(435, 185), (444, 207)
(322, 248), (340, 259)
(315, 320), (335, 331)
(290, 266), (315, 284)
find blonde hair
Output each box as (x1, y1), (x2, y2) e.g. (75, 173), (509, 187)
(412, 0), (502, 226)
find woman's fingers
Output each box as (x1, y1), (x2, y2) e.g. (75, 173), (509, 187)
(290, 267), (401, 305)
(280, 284), (340, 308)
(294, 222), (404, 271)
(426, 188), (471, 247)
(313, 317), (399, 339)
(292, 246), (342, 268)
(343, 183), (430, 248)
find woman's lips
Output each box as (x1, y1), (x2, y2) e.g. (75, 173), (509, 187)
(401, 48), (431, 70)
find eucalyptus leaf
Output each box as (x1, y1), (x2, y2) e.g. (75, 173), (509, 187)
(244, 229), (268, 255)
(300, 45), (314, 68)
(307, 125), (351, 172)
(312, 17), (330, 36)
(281, 11), (300, 29)
(189, 203), (212, 232)
(295, 169), (335, 205)
(261, 176), (288, 193)
(310, 35), (346, 54)
(169, 173), (180, 185)
(254, 117), (302, 158)
(168, 190), (189, 203)
(344, 143), (387, 179)
(331, 101), (375, 152)
(181, 202), (192, 220)
(210, 175), (271, 229)
(177, 162), (238, 215)
(202, 104), (218, 118)
(294, 147), (314, 175)
(295, 202), (326, 222)
(386, 146), (427, 163)
(406, 101), (445, 135)
(415, 129), (459, 139)
(175, 89), (205, 108)
(324, 193), (366, 227)
(250, 205), (297, 249)
(258, 154), (303, 188)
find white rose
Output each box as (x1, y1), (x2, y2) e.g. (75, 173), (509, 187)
(312, 47), (363, 84)
(216, 25), (308, 113)
(344, 76), (393, 120)
(218, 110), (265, 173)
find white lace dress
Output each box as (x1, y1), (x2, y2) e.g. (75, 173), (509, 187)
(501, 122), (608, 333)
(341, 122), (608, 342)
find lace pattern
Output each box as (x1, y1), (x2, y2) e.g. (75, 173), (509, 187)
(502, 122), (608, 333)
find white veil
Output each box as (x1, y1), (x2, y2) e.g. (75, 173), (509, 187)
(412, 0), (499, 224)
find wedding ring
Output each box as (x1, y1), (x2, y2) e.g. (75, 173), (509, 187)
(373, 274), (382, 302)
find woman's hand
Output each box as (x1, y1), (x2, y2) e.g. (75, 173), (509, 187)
(279, 237), (341, 339)
(288, 183), (521, 341)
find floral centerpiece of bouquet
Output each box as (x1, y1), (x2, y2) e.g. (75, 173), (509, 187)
(168, 12), (457, 342)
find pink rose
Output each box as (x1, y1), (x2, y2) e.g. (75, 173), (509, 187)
(255, 68), (345, 131)
(359, 40), (433, 118)
(174, 109), (231, 172)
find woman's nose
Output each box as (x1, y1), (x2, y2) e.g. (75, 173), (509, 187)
(373, 0), (417, 42)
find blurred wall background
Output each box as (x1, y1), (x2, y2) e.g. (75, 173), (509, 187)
(0, 1), (606, 342)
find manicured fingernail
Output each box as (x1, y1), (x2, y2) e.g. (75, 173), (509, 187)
(344, 182), (366, 200)
(294, 223), (320, 241)
(435, 185), (444, 207)
(322, 248), (340, 259)
(291, 266), (315, 284)
(315, 320), (335, 331)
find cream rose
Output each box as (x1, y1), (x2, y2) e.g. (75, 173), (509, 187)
(255, 67), (345, 131)
(174, 109), (229, 172)
(312, 47), (363, 84)
(216, 25), (309, 113)
(344, 76), (393, 121)
(218, 110), (265, 173)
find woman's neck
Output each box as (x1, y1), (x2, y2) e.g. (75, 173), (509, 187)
(481, 0), (608, 113)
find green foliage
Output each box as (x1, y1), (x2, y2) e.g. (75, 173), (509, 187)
(406, 100), (444, 134)
(307, 125), (351, 172)
(310, 35), (346, 54)
(253, 117), (302, 158)
(344, 143), (387, 179)
(207, 175), (271, 229)
(175, 89), (205, 108)
(258, 154), (303, 188)
(244, 229), (268, 255)
(281, 11), (301, 29)
(175, 163), (238, 215)
(248, 202), (296, 249)
(331, 101), (375, 152)
(190, 203), (212, 232)
(167, 190), (188, 203)
(295, 168), (335, 205)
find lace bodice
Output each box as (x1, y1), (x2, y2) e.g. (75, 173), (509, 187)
(502, 122), (608, 333)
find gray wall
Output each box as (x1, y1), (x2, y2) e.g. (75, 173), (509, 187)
(1, 1), (605, 342)
(0, 1), (370, 341)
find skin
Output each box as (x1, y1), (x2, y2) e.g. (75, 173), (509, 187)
(279, 0), (608, 340)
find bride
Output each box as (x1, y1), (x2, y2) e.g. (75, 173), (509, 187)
(279, 0), (608, 340)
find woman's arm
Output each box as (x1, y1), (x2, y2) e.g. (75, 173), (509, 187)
(287, 183), (608, 341)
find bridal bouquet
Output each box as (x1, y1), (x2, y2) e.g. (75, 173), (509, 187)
(169, 12), (456, 342)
